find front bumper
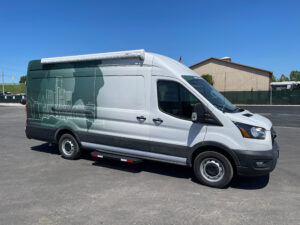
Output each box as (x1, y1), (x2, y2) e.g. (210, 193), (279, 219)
(235, 141), (279, 176)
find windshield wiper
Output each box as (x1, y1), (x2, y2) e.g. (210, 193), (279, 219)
(212, 103), (226, 112)
(213, 103), (235, 113)
(234, 107), (244, 112)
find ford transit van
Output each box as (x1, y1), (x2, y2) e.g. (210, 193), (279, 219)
(25, 49), (278, 188)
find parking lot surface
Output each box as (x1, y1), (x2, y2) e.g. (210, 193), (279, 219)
(0, 105), (299, 225)
(240, 105), (300, 128)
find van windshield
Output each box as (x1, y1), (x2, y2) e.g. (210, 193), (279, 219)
(182, 75), (236, 113)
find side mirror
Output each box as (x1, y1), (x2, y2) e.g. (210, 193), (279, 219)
(191, 103), (205, 122)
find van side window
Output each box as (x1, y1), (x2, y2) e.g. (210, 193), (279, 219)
(157, 80), (200, 120)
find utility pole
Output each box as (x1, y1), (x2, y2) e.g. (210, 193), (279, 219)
(270, 86), (272, 105)
(2, 72), (4, 95)
(224, 72), (226, 92)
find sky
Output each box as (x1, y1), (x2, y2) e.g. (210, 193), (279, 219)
(0, 0), (299, 83)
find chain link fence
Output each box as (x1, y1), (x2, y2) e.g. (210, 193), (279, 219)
(0, 95), (26, 103)
(221, 90), (300, 105)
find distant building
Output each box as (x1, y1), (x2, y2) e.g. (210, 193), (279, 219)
(190, 57), (273, 91)
(271, 81), (300, 91)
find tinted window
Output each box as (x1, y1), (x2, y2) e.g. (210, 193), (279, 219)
(157, 80), (199, 120)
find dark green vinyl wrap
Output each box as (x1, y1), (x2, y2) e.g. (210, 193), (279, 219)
(26, 60), (104, 134)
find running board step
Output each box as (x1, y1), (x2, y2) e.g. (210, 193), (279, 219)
(91, 151), (143, 164)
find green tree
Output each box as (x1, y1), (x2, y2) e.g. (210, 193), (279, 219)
(278, 74), (289, 82)
(272, 75), (276, 82)
(19, 75), (26, 84)
(289, 71), (300, 81)
(201, 74), (214, 86)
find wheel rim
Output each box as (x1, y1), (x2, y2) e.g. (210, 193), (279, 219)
(62, 139), (75, 156)
(200, 158), (225, 182)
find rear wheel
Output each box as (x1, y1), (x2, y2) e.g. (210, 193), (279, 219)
(58, 133), (81, 160)
(193, 151), (233, 188)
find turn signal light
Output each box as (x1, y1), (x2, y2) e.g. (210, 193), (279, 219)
(239, 127), (250, 138)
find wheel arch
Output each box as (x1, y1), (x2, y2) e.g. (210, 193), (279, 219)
(54, 127), (81, 146)
(187, 141), (240, 171)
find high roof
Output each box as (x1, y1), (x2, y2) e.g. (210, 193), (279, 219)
(190, 57), (273, 75)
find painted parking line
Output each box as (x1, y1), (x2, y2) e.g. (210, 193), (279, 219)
(259, 113), (272, 116)
(273, 126), (300, 129)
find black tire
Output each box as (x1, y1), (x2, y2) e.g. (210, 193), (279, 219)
(58, 133), (82, 160)
(193, 151), (233, 188)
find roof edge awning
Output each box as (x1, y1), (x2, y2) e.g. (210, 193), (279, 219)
(41, 49), (145, 64)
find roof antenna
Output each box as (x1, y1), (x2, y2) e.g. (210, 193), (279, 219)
(179, 56), (182, 63)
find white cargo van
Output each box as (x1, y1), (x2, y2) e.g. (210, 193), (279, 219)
(25, 49), (278, 188)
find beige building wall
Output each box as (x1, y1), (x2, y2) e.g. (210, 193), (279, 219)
(191, 60), (271, 91)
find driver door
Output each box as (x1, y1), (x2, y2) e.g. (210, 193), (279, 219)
(149, 76), (207, 158)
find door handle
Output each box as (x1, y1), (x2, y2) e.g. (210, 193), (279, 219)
(136, 116), (146, 121)
(153, 118), (163, 123)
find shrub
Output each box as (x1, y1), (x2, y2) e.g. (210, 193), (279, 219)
(201, 74), (214, 86)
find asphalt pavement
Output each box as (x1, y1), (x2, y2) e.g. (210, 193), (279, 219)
(0, 105), (299, 225)
(239, 105), (300, 128)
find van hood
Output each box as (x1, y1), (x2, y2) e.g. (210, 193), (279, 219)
(225, 110), (272, 130)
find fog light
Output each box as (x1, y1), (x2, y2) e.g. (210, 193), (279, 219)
(256, 161), (264, 166)
(255, 161), (268, 168)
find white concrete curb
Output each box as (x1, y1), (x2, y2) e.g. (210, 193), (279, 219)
(0, 103), (24, 106)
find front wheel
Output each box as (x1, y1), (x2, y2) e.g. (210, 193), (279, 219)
(193, 151), (233, 188)
(58, 133), (82, 160)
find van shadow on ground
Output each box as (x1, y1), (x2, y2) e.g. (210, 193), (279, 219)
(31, 143), (269, 190)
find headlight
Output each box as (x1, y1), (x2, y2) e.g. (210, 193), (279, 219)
(234, 122), (266, 139)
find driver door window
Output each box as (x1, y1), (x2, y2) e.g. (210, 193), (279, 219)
(157, 80), (199, 120)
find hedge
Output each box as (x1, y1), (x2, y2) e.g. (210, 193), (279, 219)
(2, 84), (26, 94)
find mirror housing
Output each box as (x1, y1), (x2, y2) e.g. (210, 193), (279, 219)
(191, 103), (222, 126)
(191, 103), (205, 123)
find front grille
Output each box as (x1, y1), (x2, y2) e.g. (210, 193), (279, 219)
(271, 127), (277, 145)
